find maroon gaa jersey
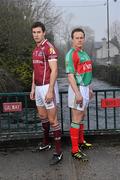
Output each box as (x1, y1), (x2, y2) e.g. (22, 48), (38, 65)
(32, 39), (58, 85)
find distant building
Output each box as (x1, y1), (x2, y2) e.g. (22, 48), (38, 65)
(94, 38), (119, 65)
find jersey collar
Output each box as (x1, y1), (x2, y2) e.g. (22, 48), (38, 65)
(36, 39), (47, 47)
(41, 39), (47, 46)
(73, 47), (83, 52)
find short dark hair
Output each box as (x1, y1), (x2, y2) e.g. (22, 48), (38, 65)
(71, 28), (85, 39)
(31, 21), (46, 32)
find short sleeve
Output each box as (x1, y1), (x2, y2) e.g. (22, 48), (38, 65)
(65, 51), (75, 74)
(47, 46), (58, 61)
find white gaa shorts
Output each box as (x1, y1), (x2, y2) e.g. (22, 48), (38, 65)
(35, 82), (59, 109)
(68, 85), (90, 111)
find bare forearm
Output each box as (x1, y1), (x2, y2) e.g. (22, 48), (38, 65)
(68, 74), (81, 97)
(30, 71), (35, 100)
(89, 84), (93, 91)
(49, 68), (58, 92)
(31, 71), (35, 91)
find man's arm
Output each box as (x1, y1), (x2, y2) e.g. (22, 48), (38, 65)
(68, 73), (83, 105)
(30, 71), (35, 100)
(89, 84), (94, 100)
(45, 60), (58, 103)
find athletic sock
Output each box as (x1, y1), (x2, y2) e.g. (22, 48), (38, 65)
(79, 123), (84, 144)
(41, 119), (50, 145)
(52, 123), (62, 155)
(70, 122), (80, 154)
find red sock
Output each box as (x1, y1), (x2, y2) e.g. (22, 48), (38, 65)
(79, 124), (84, 144)
(70, 127), (79, 153)
(53, 124), (62, 154)
(42, 120), (50, 145)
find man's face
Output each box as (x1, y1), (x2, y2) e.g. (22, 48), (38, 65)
(32, 27), (45, 44)
(72, 31), (85, 49)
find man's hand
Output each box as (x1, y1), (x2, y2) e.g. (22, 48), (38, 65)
(89, 89), (94, 100)
(45, 90), (54, 103)
(30, 90), (35, 100)
(75, 94), (83, 107)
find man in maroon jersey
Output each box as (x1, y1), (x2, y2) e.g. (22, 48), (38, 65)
(30, 22), (63, 165)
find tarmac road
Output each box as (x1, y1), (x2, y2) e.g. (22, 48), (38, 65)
(0, 136), (120, 180)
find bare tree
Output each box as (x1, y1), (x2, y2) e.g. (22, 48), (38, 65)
(110, 20), (120, 42)
(56, 16), (95, 57)
(56, 14), (74, 53)
(110, 20), (120, 53)
(83, 26), (95, 57)
(31, 0), (62, 34)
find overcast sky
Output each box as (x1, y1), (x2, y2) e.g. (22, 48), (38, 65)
(52, 0), (120, 41)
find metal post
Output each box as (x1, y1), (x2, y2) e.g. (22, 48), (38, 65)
(106, 0), (117, 64)
(107, 0), (110, 64)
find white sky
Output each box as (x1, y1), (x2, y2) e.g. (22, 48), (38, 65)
(52, 0), (120, 41)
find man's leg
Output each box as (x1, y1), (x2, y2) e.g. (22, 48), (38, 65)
(79, 110), (92, 149)
(79, 123), (93, 149)
(37, 106), (51, 150)
(35, 86), (51, 150)
(70, 122), (80, 153)
(79, 122), (84, 144)
(47, 107), (63, 165)
(70, 109), (87, 161)
(70, 109), (81, 154)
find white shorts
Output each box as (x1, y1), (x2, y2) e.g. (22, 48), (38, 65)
(68, 85), (90, 111)
(35, 82), (59, 109)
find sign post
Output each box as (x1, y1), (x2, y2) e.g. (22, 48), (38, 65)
(3, 102), (22, 112)
(101, 98), (120, 108)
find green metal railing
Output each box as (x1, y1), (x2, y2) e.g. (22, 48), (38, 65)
(59, 88), (120, 135)
(0, 88), (120, 140)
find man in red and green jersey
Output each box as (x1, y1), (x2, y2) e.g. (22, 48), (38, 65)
(65, 28), (93, 161)
(66, 48), (92, 86)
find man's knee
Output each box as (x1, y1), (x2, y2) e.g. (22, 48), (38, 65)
(81, 112), (85, 119)
(39, 115), (48, 121)
(47, 108), (58, 125)
(49, 117), (58, 127)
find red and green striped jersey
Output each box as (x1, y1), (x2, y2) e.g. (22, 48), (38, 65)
(65, 48), (92, 86)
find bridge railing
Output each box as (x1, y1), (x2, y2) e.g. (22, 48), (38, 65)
(0, 88), (120, 140)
